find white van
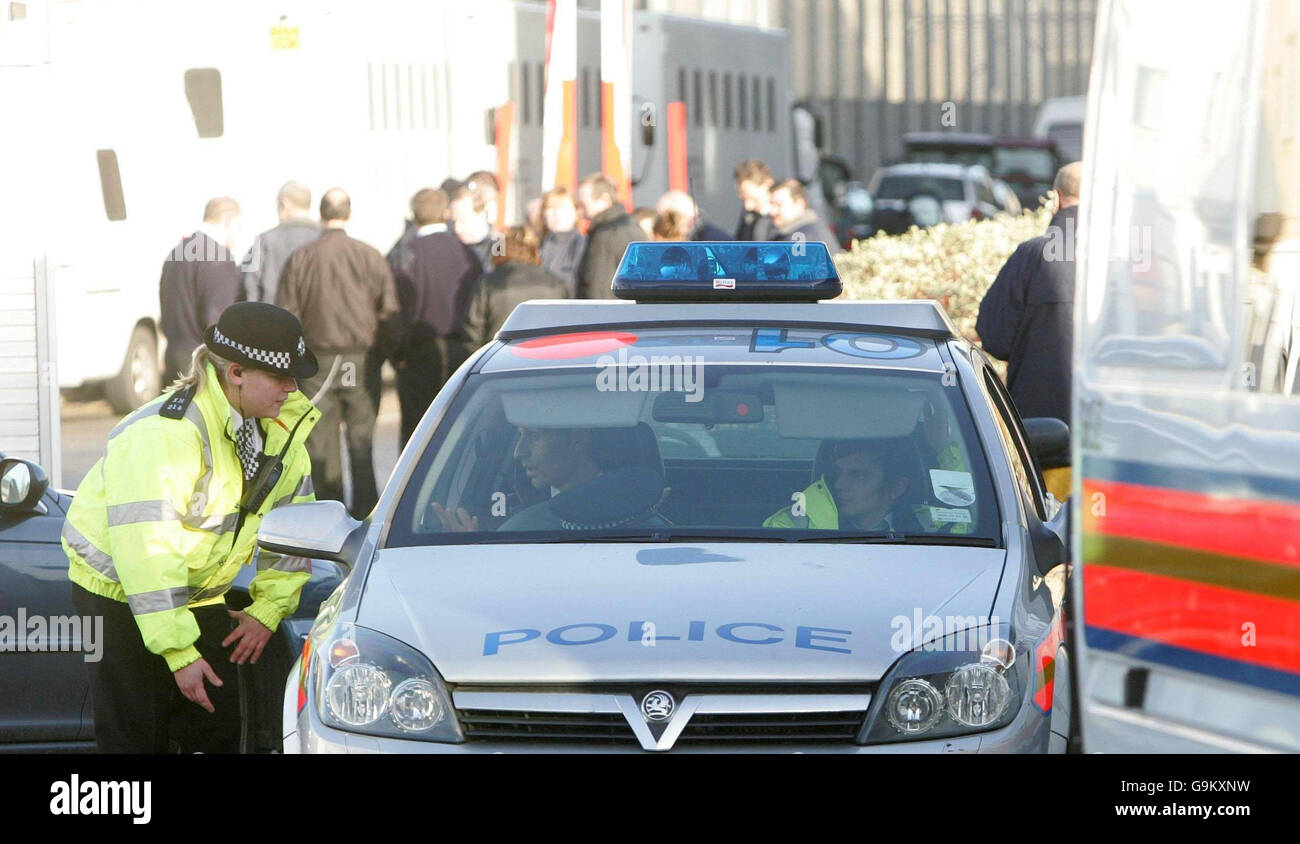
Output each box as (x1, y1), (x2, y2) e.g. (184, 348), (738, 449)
(1032, 95), (1086, 162)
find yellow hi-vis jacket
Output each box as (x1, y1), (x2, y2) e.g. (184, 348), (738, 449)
(763, 476), (972, 534)
(62, 361), (321, 671)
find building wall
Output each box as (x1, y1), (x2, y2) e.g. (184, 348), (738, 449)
(623, 0), (1097, 179)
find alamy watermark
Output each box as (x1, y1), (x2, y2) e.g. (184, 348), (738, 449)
(50, 775), (151, 824)
(595, 349), (705, 403)
(890, 609), (1001, 653)
(0, 608), (103, 662)
(1043, 216), (1152, 273)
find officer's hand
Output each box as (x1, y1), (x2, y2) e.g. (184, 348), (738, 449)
(223, 610), (273, 665)
(174, 659), (223, 713)
(431, 502), (478, 532)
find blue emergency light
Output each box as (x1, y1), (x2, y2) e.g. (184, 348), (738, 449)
(611, 241), (842, 302)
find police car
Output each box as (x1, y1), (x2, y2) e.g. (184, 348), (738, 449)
(264, 242), (1074, 753)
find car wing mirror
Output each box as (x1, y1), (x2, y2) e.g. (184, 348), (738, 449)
(1023, 417), (1070, 470)
(258, 500), (363, 570)
(0, 458), (49, 514)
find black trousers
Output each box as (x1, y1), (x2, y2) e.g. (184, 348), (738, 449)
(73, 585), (241, 754)
(397, 336), (469, 449)
(364, 346), (386, 415)
(301, 349), (379, 518)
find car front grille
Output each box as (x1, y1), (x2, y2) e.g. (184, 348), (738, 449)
(453, 685), (872, 748)
(458, 709), (637, 744)
(678, 710), (864, 743)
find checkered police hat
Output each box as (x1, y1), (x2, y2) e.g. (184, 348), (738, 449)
(204, 302), (319, 379)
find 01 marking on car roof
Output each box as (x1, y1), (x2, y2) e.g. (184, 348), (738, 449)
(751, 328), (926, 360)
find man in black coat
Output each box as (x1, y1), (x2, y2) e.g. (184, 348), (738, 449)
(159, 197), (244, 380)
(574, 173), (647, 299)
(976, 162), (1082, 430)
(463, 226), (568, 348)
(392, 188), (484, 446)
(770, 180), (842, 253)
(241, 181), (321, 303)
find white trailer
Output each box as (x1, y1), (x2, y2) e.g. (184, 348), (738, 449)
(0, 0), (800, 424)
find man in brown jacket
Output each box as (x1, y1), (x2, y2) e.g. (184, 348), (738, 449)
(278, 187), (400, 517)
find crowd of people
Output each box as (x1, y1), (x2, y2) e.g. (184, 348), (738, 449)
(157, 158), (840, 517)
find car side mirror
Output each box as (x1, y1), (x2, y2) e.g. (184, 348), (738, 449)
(1030, 517), (1068, 576)
(258, 500), (363, 569)
(0, 458), (48, 514)
(1023, 417), (1070, 470)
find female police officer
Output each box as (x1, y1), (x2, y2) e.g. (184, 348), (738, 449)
(62, 302), (320, 753)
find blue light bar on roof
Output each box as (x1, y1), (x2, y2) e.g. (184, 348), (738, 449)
(611, 241), (842, 302)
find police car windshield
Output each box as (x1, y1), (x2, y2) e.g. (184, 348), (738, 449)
(386, 363), (1001, 548)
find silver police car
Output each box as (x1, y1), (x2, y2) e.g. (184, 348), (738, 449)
(263, 242), (1073, 753)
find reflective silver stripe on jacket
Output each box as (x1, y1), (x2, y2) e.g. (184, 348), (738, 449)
(257, 553), (311, 573)
(189, 583), (231, 603)
(127, 586), (191, 615)
(62, 520), (119, 581)
(269, 474), (315, 512)
(106, 499), (239, 535)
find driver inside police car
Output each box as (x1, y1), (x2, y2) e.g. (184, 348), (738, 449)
(432, 425), (668, 532)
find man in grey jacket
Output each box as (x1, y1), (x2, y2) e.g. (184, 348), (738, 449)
(574, 173), (647, 299)
(242, 181), (321, 303)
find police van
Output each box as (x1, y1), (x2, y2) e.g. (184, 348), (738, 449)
(1073, 0), (1300, 752)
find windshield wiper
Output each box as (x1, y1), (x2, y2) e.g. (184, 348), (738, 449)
(466, 531), (790, 544)
(440, 531), (996, 546)
(792, 533), (997, 547)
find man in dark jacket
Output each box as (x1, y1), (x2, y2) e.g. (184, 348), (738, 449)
(464, 226), (568, 350)
(278, 187), (401, 518)
(733, 159), (776, 241)
(539, 186), (586, 296)
(365, 215), (420, 414)
(770, 180), (842, 253)
(975, 162), (1081, 431)
(393, 188), (484, 446)
(574, 173), (647, 299)
(159, 197), (244, 380)
(241, 181), (321, 303)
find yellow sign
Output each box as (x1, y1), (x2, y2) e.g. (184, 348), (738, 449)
(271, 25), (299, 50)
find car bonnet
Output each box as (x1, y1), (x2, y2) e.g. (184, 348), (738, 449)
(356, 542), (1006, 684)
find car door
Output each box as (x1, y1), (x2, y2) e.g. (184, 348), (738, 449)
(0, 486), (92, 749)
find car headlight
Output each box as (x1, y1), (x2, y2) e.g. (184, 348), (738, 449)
(861, 630), (1026, 745)
(311, 623), (462, 742)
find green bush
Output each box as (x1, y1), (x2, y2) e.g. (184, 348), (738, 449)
(833, 203), (1056, 346)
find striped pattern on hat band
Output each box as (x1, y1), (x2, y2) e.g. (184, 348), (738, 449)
(212, 326), (295, 371)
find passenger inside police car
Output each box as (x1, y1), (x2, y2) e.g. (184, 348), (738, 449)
(764, 438), (923, 532)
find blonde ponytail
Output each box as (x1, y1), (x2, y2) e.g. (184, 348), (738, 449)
(166, 344), (235, 394)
